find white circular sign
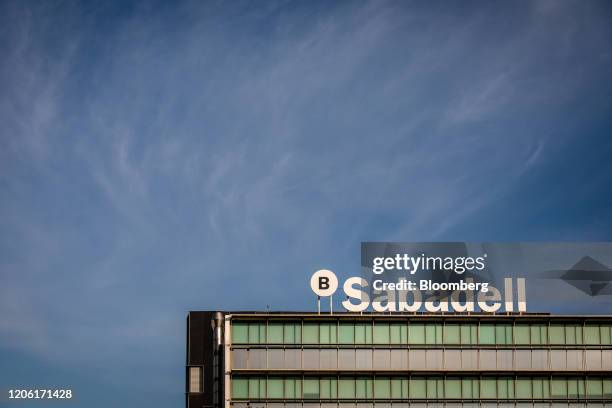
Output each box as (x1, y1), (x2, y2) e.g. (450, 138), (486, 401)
(310, 269), (338, 297)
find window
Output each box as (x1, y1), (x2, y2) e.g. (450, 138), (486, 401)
(445, 378), (461, 399)
(303, 323), (319, 344)
(549, 325), (564, 344)
(374, 377), (390, 399)
(389, 323), (405, 344)
(514, 325), (530, 344)
(551, 378), (567, 399)
(249, 323), (265, 343)
(585, 325), (601, 345)
(425, 324), (442, 344)
(515, 378), (531, 399)
(339, 323), (355, 344)
(355, 323), (372, 344)
(373, 323), (390, 344)
(232, 322), (248, 343)
(303, 378), (319, 399)
(444, 324), (460, 344)
(339, 378), (355, 399)
(320, 323), (336, 344)
(284, 323), (300, 344)
(232, 378), (248, 399)
(587, 378), (603, 398)
(268, 378), (283, 398)
(409, 377), (426, 399)
(479, 324), (495, 345)
(495, 324), (512, 345)
(268, 323), (283, 344)
(480, 378), (496, 399)
(460, 324), (477, 344)
(408, 323), (425, 344)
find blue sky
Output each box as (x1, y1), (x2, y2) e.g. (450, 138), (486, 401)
(1, 0), (612, 406)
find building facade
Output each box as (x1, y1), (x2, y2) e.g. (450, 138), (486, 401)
(186, 312), (612, 408)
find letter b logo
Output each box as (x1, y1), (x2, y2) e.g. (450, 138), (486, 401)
(311, 270), (338, 297)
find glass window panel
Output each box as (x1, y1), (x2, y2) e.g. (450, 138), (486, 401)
(603, 378), (612, 398)
(529, 324), (542, 345)
(516, 379), (532, 399)
(232, 378), (248, 399)
(587, 378), (603, 398)
(320, 377), (332, 399)
(303, 323), (319, 344)
(551, 378), (567, 399)
(248, 378), (261, 399)
(585, 325), (600, 344)
(410, 377), (426, 399)
(284, 323), (297, 344)
(444, 324), (460, 344)
(409, 324), (425, 344)
(374, 323), (390, 344)
(515, 325), (530, 345)
(566, 325), (578, 345)
(479, 325), (495, 345)
(497, 378), (509, 399)
(426, 378), (439, 399)
(320, 323), (331, 344)
(249, 323), (265, 343)
(601, 325), (611, 345)
(550, 325), (565, 344)
(391, 378), (402, 399)
(567, 377), (580, 398)
(339, 378), (355, 399)
(460, 324), (477, 344)
(390, 324), (402, 344)
(532, 378), (544, 399)
(355, 323), (372, 344)
(339, 323), (355, 344)
(496, 325), (511, 345)
(481, 378), (496, 399)
(268, 378), (284, 398)
(285, 378), (296, 399)
(375, 378), (391, 399)
(462, 378), (478, 399)
(426, 324), (442, 344)
(304, 378), (320, 399)
(356, 377), (373, 399)
(445, 378), (461, 399)
(232, 323), (249, 344)
(268, 323), (283, 344)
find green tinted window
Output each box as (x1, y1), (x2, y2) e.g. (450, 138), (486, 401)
(462, 378), (478, 399)
(320, 377), (334, 399)
(550, 325), (564, 344)
(232, 323), (248, 344)
(551, 378), (567, 398)
(303, 378), (319, 398)
(283, 323), (300, 344)
(285, 378), (298, 399)
(339, 378), (355, 399)
(267, 323), (283, 344)
(444, 324), (460, 344)
(497, 378), (513, 399)
(515, 325), (530, 344)
(374, 377), (390, 398)
(339, 323), (355, 344)
(232, 378), (248, 399)
(320, 323), (336, 344)
(409, 323), (425, 344)
(391, 378), (403, 399)
(389, 324), (404, 344)
(601, 325), (611, 344)
(530, 325), (545, 344)
(303, 323), (318, 344)
(585, 325), (600, 344)
(460, 324), (477, 344)
(373, 323), (390, 344)
(516, 378), (531, 398)
(481, 378), (496, 398)
(355, 323), (372, 344)
(445, 378), (461, 399)
(356, 377), (372, 398)
(496, 324), (512, 344)
(268, 378), (283, 398)
(410, 377), (426, 398)
(587, 378), (603, 398)
(479, 324), (495, 345)
(248, 378), (263, 399)
(603, 378), (612, 398)
(249, 323), (265, 343)
(425, 324), (442, 344)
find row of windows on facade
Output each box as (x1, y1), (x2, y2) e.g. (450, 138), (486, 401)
(231, 322), (612, 346)
(231, 348), (611, 371)
(229, 403), (611, 408)
(231, 376), (612, 401)
(230, 400), (610, 408)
